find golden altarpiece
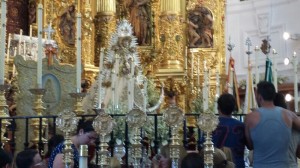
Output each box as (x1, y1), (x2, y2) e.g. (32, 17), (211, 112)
(7, 0), (227, 121)
(3, 0), (227, 153)
(0, 0), (226, 163)
(27, 0), (226, 112)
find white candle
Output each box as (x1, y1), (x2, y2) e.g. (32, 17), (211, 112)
(79, 145), (88, 168)
(184, 47), (187, 72)
(0, 0), (7, 85)
(112, 55), (119, 109)
(29, 25), (32, 39)
(143, 78), (147, 111)
(18, 29), (23, 55)
(191, 52), (194, 80)
(76, 12), (82, 92)
(23, 40), (26, 56)
(130, 59), (135, 110)
(197, 56), (200, 87)
(97, 48), (104, 108)
(228, 67), (233, 94)
(215, 70), (219, 115)
(203, 69), (209, 111)
(12, 47), (17, 76)
(37, 3), (43, 88)
(293, 51), (298, 112)
(6, 33), (11, 62)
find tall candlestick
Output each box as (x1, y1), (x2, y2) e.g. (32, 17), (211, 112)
(293, 51), (298, 112)
(97, 48), (104, 108)
(0, 0), (7, 84)
(76, 10), (82, 92)
(6, 33), (11, 62)
(37, 3), (43, 88)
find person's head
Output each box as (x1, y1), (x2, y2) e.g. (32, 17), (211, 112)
(217, 93), (236, 116)
(274, 92), (287, 109)
(45, 134), (64, 158)
(213, 148), (235, 168)
(199, 148), (235, 168)
(16, 149), (45, 168)
(0, 148), (12, 168)
(181, 152), (203, 168)
(160, 144), (187, 168)
(76, 119), (97, 145)
(256, 81), (276, 106)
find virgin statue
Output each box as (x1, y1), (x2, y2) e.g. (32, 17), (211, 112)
(82, 20), (163, 114)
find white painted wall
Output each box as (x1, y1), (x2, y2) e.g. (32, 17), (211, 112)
(226, 0), (300, 82)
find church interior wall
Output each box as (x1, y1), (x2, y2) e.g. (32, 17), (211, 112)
(226, 0), (300, 82)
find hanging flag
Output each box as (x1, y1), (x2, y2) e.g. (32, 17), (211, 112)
(264, 57), (273, 82)
(225, 56), (241, 113)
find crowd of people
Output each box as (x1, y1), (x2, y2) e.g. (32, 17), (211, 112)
(1, 81), (300, 168)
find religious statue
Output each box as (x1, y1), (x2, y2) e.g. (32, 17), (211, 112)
(43, 79), (57, 104)
(45, 43), (58, 67)
(59, 4), (76, 45)
(28, 1), (37, 24)
(188, 6), (213, 48)
(125, 0), (151, 45)
(260, 38), (271, 55)
(82, 20), (163, 113)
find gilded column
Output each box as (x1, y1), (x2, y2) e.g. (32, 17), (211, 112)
(158, 0), (184, 72)
(94, 0), (116, 66)
(82, 1), (94, 65)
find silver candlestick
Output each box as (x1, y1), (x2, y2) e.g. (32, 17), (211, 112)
(126, 108), (147, 168)
(197, 111), (219, 168)
(163, 105), (184, 168)
(93, 109), (115, 168)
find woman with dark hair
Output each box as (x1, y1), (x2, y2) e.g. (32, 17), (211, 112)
(44, 134), (64, 166)
(48, 119), (97, 168)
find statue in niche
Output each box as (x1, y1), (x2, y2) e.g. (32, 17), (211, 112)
(59, 4), (76, 45)
(28, 1), (37, 24)
(124, 0), (151, 45)
(188, 5), (213, 48)
(43, 79), (57, 104)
